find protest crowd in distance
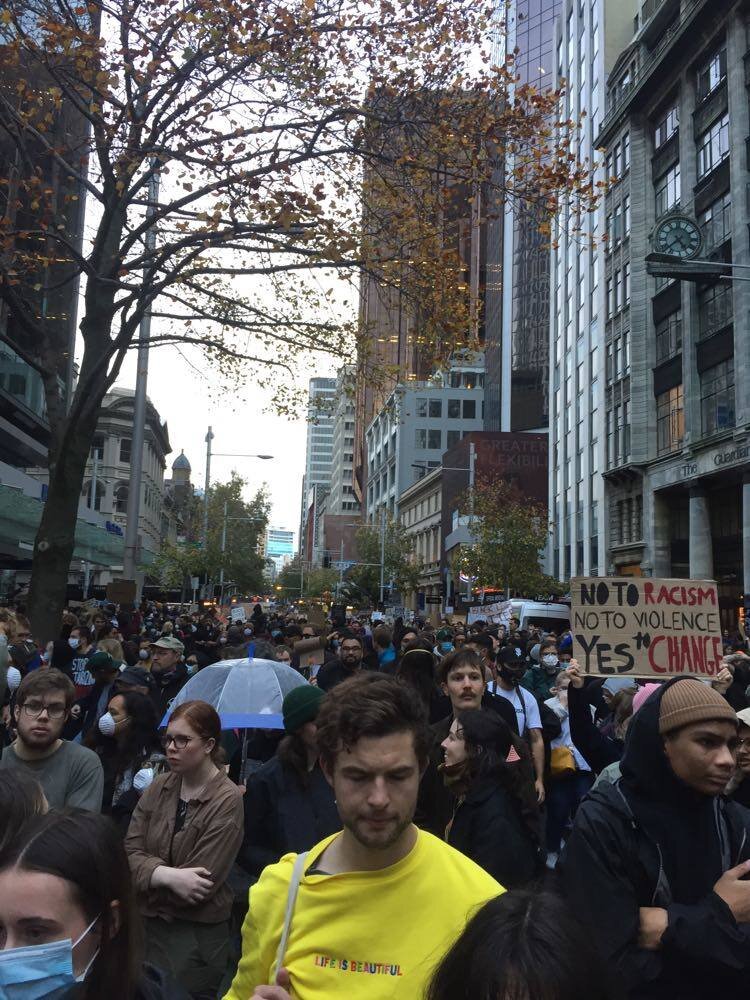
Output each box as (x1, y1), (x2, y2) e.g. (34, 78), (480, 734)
(1, 584), (750, 1000)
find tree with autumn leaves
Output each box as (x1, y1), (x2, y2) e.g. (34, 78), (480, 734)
(0, 0), (598, 638)
(452, 476), (566, 599)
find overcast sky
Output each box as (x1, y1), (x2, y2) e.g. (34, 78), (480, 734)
(116, 341), (336, 546)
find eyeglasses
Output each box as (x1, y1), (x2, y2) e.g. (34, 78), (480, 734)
(21, 700), (66, 720)
(161, 733), (196, 750)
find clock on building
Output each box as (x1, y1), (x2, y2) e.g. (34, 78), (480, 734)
(652, 215), (702, 260)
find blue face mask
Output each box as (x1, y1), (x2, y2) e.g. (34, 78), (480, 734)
(0, 915), (99, 999)
(439, 642), (453, 654)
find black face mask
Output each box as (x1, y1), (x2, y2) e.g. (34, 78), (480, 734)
(10, 640), (37, 668)
(499, 665), (524, 685)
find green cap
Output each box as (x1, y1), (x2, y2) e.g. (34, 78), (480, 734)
(282, 684), (325, 733)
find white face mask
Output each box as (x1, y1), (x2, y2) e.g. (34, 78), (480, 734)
(68, 637), (80, 650)
(6, 666), (21, 692)
(41, 651), (50, 664)
(97, 712), (116, 737)
(542, 654), (559, 670)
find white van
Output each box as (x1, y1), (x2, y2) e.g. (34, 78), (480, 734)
(510, 600), (570, 635)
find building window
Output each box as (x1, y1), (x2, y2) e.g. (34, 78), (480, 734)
(653, 104), (679, 149)
(699, 190), (731, 252)
(698, 282), (733, 339)
(416, 398), (427, 417)
(656, 385), (684, 454)
(119, 438), (132, 464)
(91, 438), (104, 461)
(415, 429), (427, 449)
(655, 163), (680, 218)
(606, 277), (614, 318)
(622, 131), (630, 171)
(462, 399), (476, 419)
(614, 269), (622, 312)
(624, 262), (631, 305)
(114, 484), (129, 513)
(446, 430), (460, 449)
(697, 114), (729, 181)
(655, 310), (682, 363)
(696, 46), (727, 102)
(427, 429), (442, 450)
(447, 399), (461, 418)
(428, 399), (442, 418)
(700, 358), (735, 435)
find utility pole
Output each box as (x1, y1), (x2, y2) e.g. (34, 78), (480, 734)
(219, 499), (228, 603)
(379, 507), (386, 606)
(123, 167), (159, 590)
(338, 538), (345, 597)
(467, 441), (476, 602)
(202, 426), (213, 549)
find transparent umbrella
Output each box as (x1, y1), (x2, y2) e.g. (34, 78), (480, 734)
(162, 658), (309, 730)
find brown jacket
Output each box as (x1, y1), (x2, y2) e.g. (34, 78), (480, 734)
(125, 768), (243, 923)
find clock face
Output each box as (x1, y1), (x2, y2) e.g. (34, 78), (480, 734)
(653, 216), (702, 259)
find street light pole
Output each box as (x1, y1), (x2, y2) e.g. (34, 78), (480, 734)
(123, 166), (159, 588)
(219, 499), (227, 602)
(202, 426), (214, 551)
(379, 506), (386, 606)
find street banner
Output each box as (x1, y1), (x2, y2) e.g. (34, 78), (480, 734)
(571, 577), (723, 678)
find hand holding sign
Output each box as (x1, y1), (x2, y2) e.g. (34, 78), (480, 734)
(571, 577), (723, 678)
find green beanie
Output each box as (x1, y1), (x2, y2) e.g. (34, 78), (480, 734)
(282, 684), (325, 733)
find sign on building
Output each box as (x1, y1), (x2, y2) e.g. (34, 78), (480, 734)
(571, 577), (723, 678)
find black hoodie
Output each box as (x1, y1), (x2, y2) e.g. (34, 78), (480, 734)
(559, 677), (750, 1000)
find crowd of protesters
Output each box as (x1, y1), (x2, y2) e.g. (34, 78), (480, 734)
(0, 598), (750, 999)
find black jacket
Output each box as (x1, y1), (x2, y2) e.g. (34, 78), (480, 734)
(560, 679), (750, 1000)
(416, 695), (523, 838)
(237, 755), (340, 880)
(567, 682), (623, 773)
(447, 775), (541, 889)
(152, 663), (188, 717)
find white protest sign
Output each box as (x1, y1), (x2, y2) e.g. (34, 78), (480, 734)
(571, 577), (722, 678)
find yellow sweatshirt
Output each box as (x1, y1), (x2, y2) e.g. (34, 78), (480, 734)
(224, 828), (502, 1000)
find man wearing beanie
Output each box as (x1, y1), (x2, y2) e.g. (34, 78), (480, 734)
(560, 676), (750, 1000)
(238, 684), (339, 883)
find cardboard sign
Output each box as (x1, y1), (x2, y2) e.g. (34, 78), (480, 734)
(571, 577), (723, 678)
(106, 579), (137, 606)
(467, 600), (512, 628)
(294, 636), (325, 669)
(230, 606), (247, 624)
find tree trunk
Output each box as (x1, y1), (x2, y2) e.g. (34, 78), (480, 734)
(27, 404), (101, 642)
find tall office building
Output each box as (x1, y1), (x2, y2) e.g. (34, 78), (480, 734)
(548, 0), (637, 584)
(327, 367), (360, 516)
(353, 110), (489, 505)
(485, 0), (562, 434)
(298, 377), (336, 559)
(265, 527), (295, 576)
(596, 0), (750, 629)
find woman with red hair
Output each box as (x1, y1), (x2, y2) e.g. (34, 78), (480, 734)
(125, 700), (243, 999)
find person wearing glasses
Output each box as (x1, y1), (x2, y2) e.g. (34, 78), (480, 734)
(0, 668), (104, 810)
(125, 699), (243, 999)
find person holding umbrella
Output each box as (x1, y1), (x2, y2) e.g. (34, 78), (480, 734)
(125, 700), (243, 999)
(238, 685), (339, 881)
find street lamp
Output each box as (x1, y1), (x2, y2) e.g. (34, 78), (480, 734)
(201, 425), (273, 549)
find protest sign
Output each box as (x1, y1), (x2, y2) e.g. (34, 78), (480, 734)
(571, 577), (723, 678)
(230, 606), (247, 624)
(467, 600), (512, 628)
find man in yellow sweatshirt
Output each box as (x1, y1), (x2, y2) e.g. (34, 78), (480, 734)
(224, 673), (502, 1000)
